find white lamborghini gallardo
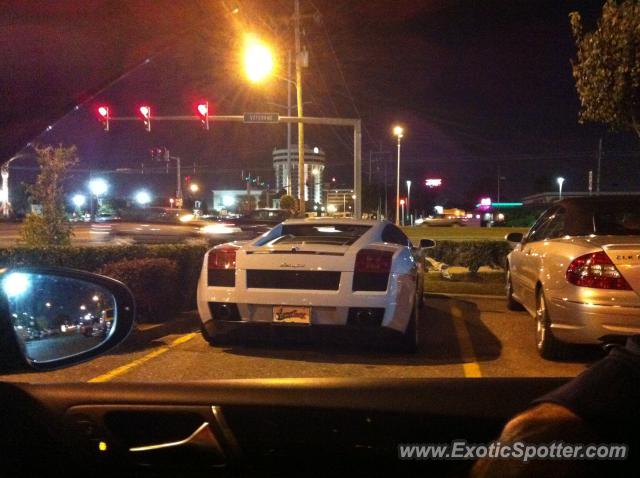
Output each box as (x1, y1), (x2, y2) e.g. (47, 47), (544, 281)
(197, 218), (432, 351)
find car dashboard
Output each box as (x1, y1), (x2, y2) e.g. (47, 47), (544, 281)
(0, 377), (570, 477)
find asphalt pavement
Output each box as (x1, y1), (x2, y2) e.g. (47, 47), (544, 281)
(0, 222), (100, 246)
(1, 295), (601, 384)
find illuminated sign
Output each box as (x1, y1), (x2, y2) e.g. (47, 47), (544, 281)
(425, 178), (442, 188)
(479, 197), (492, 207)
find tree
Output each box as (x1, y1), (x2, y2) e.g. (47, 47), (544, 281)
(279, 194), (295, 211)
(20, 145), (79, 246)
(237, 194), (257, 215)
(570, 1), (640, 138)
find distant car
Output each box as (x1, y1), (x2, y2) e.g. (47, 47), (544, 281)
(197, 219), (433, 351)
(224, 208), (293, 238)
(94, 212), (120, 222)
(421, 215), (467, 227)
(101, 208), (242, 244)
(506, 196), (640, 359)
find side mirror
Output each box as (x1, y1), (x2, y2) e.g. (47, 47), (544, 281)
(505, 232), (524, 243)
(0, 267), (135, 373)
(419, 239), (436, 249)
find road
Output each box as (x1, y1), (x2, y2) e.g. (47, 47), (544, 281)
(1, 295), (601, 383)
(0, 222), (100, 246)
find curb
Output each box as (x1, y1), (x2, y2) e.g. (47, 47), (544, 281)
(129, 311), (200, 344)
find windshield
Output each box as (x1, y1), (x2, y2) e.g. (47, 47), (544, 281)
(0, 1), (631, 392)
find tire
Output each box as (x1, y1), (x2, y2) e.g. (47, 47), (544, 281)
(200, 322), (225, 347)
(535, 289), (568, 360)
(505, 268), (525, 311)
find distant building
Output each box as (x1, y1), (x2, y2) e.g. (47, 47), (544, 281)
(211, 189), (263, 213)
(325, 188), (355, 215)
(273, 145), (325, 204)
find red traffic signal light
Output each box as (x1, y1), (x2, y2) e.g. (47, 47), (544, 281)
(138, 105), (151, 132)
(196, 102), (209, 130)
(97, 105), (110, 131)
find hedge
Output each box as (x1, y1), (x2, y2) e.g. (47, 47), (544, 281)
(424, 240), (513, 273)
(98, 258), (180, 323)
(0, 244), (208, 313)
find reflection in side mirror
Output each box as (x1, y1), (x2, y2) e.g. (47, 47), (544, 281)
(0, 268), (135, 371)
(505, 232), (524, 243)
(419, 239), (436, 249)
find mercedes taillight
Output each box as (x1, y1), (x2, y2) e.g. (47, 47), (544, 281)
(566, 251), (631, 290)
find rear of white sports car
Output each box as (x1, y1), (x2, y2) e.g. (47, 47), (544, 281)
(197, 220), (420, 349)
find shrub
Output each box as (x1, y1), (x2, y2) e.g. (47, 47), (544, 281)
(425, 240), (513, 274)
(0, 244), (208, 313)
(97, 258), (179, 323)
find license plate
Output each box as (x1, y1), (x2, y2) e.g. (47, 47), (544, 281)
(272, 306), (311, 324)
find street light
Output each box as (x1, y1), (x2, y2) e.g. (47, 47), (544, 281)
(393, 125), (404, 226)
(400, 199), (406, 227)
(72, 194), (86, 208)
(557, 177), (565, 200)
(243, 35), (274, 83)
(88, 178), (108, 197)
(189, 183), (200, 194)
(406, 180), (412, 225)
(134, 190), (152, 206)
(88, 178), (108, 221)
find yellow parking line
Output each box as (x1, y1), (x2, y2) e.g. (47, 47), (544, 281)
(450, 305), (483, 378)
(88, 333), (197, 383)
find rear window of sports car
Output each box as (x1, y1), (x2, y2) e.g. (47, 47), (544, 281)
(271, 225), (371, 246)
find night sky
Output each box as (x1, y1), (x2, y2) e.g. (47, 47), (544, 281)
(2, 0), (636, 210)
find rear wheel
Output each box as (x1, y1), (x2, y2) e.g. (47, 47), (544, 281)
(506, 268), (524, 311)
(535, 289), (567, 360)
(200, 322), (226, 347)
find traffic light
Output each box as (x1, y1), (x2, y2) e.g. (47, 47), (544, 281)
(97, 106), (110, 131)
(196, 102), (209, 130)
(138, 105), (151, 132)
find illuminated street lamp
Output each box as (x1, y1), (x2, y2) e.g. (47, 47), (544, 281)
(189, 183), (200, 194)
(72, 194), (86, 208)
(393, 125), (404, 226)
(88, 178), (108, 221)
(557, 177), (565, 200)
(243, 35), (274, 83)
(134, 190), (152, 206)
(88, 178), (108, 197)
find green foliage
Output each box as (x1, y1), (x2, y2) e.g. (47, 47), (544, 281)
(20, 145), (79, 245)
(425, 240), (513, 274)
(0, 244), (208, 314)
(570, 1), (640, 138)
(98, 258), (179, 323)
(279, 194), (296, 211)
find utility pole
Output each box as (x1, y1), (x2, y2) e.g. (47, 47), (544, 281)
(286, 48), (293, 196)
(497, 163), (501, 203)
(596, 136), (603, 194)
(175, 156), (182, 207)
(294, 0), (305, 215)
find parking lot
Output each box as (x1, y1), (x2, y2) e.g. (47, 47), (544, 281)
(2, 295), (599, 384)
